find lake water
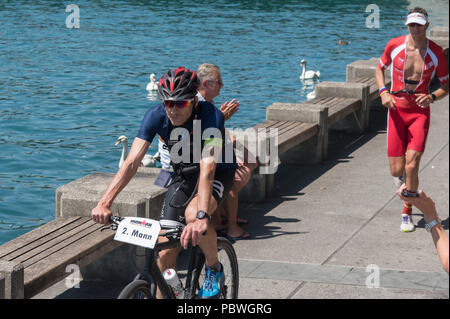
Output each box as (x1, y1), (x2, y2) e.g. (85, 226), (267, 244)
(0, 0), (448, 244)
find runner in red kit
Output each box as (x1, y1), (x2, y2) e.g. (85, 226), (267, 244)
(375, 7), (449, 232)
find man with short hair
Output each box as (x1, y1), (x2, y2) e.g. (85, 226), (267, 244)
(196, 63), (239, 120)
(375, 7), (449, 232)
(197, 63), (257, 239)
(92, 67), (237, 298)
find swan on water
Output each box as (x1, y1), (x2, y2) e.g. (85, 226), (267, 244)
(306, 89), (316, 100)
(116, 135), (156, 168)
(301, 78), (318, 101)
(300, 60), (320, 80)
(146, 91), (157, 101)
(146, 73), (158, 91)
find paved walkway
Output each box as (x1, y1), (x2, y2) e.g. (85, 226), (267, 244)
(234, 94), (449, 299)
(35, 94), (449, 299)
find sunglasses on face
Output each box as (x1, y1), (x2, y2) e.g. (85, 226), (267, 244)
(208, 79), (224, 87)
(163, 100), (193, 109)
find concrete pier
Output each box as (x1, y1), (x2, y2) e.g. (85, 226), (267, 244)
(0, 260), (24, 299)
(34, 93), (449, 299)
(56, 168), (166, 220)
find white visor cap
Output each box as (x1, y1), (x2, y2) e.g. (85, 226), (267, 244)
(405, 12), (428, 25)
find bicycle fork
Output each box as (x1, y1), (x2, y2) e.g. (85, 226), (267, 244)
(183, 245), (201, 299)
(144, 248), (176, 299)
(148, 243), (205, 299)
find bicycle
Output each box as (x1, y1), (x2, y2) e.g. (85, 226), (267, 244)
(103, 216), (239, 299)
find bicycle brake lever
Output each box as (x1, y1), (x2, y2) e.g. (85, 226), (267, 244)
(100, 224), (118, 232)
(100, 226), (110, 232)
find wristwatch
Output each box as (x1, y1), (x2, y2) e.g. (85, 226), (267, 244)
(431, 93), (437, 102)
(196, 210), (211, 221)
(425, 219), (438, 232)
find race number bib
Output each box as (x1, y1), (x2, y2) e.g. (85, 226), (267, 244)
(114, 217), (161, 249)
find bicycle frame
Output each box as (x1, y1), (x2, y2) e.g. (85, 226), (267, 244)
(109, 216), (233, 299)
(139, 235), (205, 299)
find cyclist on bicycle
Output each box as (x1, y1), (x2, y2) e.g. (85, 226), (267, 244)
(91, 67), (237, 299)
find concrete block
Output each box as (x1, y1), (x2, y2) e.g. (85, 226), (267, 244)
(266, 102), (325, 123)
(266, 102), (328, 163)
(315, 105), (329, 162)
(315, 81), (368, 99)
(279, 133), (324, 165)
(55, 167), (167, 219)
(429, 26), (449, 38)
(315, 81), (370, 131)
(0, 273), (5, 299)
(80, 244), (143, 285)
(265, 173), (275, 198)
(0, 260), (24, 299)
(346, 58), (390, 82)
(429, 37), (449, 50)
(228, 129), (273, 201)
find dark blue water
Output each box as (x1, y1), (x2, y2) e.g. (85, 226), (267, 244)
(1, 0), (448, 244)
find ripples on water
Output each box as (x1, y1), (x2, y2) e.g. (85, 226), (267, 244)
(0, 0), (448, 243)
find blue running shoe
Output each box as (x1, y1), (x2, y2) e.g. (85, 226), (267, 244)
(197, 263), (224, 299)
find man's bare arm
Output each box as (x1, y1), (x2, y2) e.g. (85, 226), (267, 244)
(375, 66), (396, 109)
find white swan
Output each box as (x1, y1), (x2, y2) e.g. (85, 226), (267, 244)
(146, 73), (158, 91)
(300, 60), (320, 80)
(116, 135), (156, 168)
(306, 90), (316, 100)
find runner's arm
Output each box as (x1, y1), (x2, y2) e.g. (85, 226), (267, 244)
(431, 82), (449, 101)
(375, 65), (396, 109)
(416, 82), (449, 107)
(431, 46), (450, 102)
(92, 137), (150, 224)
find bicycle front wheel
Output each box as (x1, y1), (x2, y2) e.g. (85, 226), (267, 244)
(117, 279), (155, 299)
(193, 237), (239, 299)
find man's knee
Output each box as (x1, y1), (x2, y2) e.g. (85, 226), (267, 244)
(405, 152), (422, 174)
(390, 164), (404, 177)
(405, 161), (419, 175)
(389, 157), (405, 177)
(157, 246), (179, 270)
(227, 188), (238, 200)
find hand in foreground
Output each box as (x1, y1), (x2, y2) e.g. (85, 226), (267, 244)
(397, 185), (438, 222)
(180, 219), (208, 249)
(381, 93), (396, 110)
(91, 204), (112, 224)
(415, 94), (432, 108)
(220, 99), (240, 121)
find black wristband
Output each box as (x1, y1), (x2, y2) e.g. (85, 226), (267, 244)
(431, 93), (437, 102)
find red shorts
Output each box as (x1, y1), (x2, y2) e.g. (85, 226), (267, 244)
(387, 99), (430, 156)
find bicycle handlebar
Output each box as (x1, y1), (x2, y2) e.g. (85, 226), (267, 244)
(110, 215), (124, 225)
(103, 215), (184, 238)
